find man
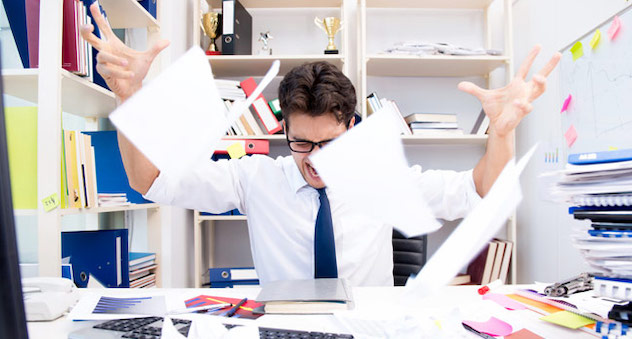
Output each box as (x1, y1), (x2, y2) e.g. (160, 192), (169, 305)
(81, 4), (560, 286)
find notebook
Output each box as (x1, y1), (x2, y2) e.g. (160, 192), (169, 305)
(255, 278), (354, 314)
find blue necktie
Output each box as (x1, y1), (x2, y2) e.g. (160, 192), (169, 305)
(314, 188), (338, 278)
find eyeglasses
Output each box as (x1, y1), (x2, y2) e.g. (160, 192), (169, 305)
(286, 136), (335, 153)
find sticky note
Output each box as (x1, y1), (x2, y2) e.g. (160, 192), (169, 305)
(561, 94), (572, 113)
(227, 142), (246, 159)
(41, 193), (60, 212)
(609, 146), (619, 151)
(483, 293), (527, 310)
(608, 15), (621, 40)
(540, 311), (595, 329)
(565, 125), (578, 147)
(463, 317), (513, 336)
(505, 328), (544, 339)
(589, 29), (601, 49)
(570, 41), (583, 61)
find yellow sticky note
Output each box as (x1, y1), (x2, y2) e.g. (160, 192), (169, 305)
(609, 146), (619, 151)
(570, 41), (584, 61)
(589, 29), (601, 49)
(227, 142), (246, 159)
(41, 193), (60, 212)
(540, 311), (595, 329)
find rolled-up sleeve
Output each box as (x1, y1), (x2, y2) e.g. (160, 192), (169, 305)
(410, 165), (482, 221)
(143, 155), (261, 214)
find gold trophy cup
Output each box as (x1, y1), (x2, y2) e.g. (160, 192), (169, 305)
(314, 17), (342, 54)
(201, 12), (221, 55)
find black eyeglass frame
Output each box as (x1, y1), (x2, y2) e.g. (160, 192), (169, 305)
(285, 135), (336, 153)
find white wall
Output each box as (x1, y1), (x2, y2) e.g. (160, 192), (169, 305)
(513, 0), (630, 283)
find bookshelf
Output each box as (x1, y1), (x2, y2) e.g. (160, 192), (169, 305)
(2, 1), (165, 286)
(358, 0), (517, 282)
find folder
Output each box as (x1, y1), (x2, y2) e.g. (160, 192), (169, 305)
(2, 0), (30, 68)
(240, 78), (282, 134)
(208, 267), (259, 288)
(221, 0), (252, 55)
(215, 138), (269, 155)
(568, 148), (632, 165)
(62, 229), (130, 288)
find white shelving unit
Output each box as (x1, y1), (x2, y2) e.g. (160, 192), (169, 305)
(2, 0), (165, 286)
(359, 0), (517, 282)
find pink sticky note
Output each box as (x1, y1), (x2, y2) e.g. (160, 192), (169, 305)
(463, 317), (513, 336)
(483, 293), (527, 311)
(561, 94), (572, 113)
(608, 15), (621, 40)
(565, 125), (578, 147)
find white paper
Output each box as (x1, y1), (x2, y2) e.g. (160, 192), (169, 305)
(109, 47), (279, 180)
(402, 144), (538, 300)
(309, 108), (441, 237)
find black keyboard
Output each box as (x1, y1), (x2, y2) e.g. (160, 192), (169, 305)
(92, 317), (354, 339)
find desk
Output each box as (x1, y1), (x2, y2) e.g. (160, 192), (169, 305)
(28, 285), (595, 338)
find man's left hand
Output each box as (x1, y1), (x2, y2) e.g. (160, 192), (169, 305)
(458, 45), (562, 138)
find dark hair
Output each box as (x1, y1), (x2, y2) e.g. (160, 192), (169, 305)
(278, 61), (356, 129)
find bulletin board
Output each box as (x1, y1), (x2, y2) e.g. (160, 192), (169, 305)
(559, 4), (632, 154)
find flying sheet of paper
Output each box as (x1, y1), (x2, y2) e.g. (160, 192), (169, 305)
(309, 108), (441, 237)
(402, 144), (537, 301)
(109, 47), (279, 179)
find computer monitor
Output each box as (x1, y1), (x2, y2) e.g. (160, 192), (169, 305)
(0, 46), (29, 339)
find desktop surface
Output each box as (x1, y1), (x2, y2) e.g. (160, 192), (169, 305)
(27, 285), (594, 339)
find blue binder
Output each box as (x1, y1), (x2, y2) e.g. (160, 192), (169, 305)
(137, 0), (157, 19)
(568, 148), (632, 165)
(80, 0), (110, 91)
(82, 131), (150, 204)
(62, 229), (130, 288)
(2, 0), (30, 68)
(208, 267), (259, 288)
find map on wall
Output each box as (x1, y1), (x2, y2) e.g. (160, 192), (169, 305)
(559, 5), (632, 154)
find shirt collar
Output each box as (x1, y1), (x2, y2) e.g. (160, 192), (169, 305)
(283, 156), (311, 194)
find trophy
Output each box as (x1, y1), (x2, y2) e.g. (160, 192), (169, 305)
(258, 31), (273, 55)
(314, 17), (342, 54)
(201, 12), (221, 55)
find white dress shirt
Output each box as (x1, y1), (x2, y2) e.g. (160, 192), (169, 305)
(144, 155), (481, 286)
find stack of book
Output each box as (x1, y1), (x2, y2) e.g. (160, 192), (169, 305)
(129, 252), (157, 289)
(366, 92), (412, 135)
(466, 238), (513, 284)
(404, 113), (463, 136)
(61, 130), (150, 209)
(218, 77), (282, 137)
(544, 148), (632, 300)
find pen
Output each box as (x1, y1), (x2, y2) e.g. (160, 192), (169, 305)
(168, 303), (232, 315)
(225, 297), (248, 317)
(462, 323), (495, 339)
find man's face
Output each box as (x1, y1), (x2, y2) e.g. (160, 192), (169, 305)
(285, 112), (354, 189)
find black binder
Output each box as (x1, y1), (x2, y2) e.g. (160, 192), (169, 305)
(222, 0), (252, 55)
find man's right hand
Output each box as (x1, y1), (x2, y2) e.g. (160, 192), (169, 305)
(80, 3), (169, 102)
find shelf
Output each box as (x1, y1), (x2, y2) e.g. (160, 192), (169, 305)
(208, 0), (342, 8)
(59, 203), (160, 215)
(2, 68), (116, 118)
(365, 55), (509, 77)
(98, 0), (159, 29)
(401, 134), (488, 145)
(365, 0), (493, 9)
(208, 55), (345, 77)
(198, 215), (247, 221)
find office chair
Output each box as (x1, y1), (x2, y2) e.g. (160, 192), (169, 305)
(392, 229), (427, 286)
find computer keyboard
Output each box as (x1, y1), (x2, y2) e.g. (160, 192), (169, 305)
(90, 316), (355, 339)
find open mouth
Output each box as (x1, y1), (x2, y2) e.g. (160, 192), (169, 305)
(306, 162), (320, 179)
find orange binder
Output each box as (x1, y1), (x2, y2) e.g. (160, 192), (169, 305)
(215, 138), (270, 155)
(240, 77), (282, 134)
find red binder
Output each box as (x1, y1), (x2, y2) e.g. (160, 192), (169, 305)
(215, 138), (269, 155)
(240, 77), (282, 134)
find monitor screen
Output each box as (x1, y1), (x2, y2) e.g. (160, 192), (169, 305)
(0, 44), (29, 339)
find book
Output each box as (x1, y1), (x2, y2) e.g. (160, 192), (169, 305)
(470, 109), (490, 135)
(498, 240), (513, 283)
(366, 92), (382, 115)
(240, 77), (282, 134)
(448, 274), (471, 285)
(380, 98), (412, 135)
(411, 129), (464, 136)
(256, 278), (354, 314)
(490, 239), (506, 281)
(409, 122), (458, 129)
(129, 252), (156, 267)
(404, 113), (457, 124)
(466, 241), (498, 285)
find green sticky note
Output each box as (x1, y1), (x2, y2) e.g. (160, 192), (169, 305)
(540, 311), (595, 329)
(570, 41), (584, 61)
(5, 107), (38, 209)
(589, 29), (601, 49)
(41, 193), (60, 212)
(227, 142), (246, 159)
